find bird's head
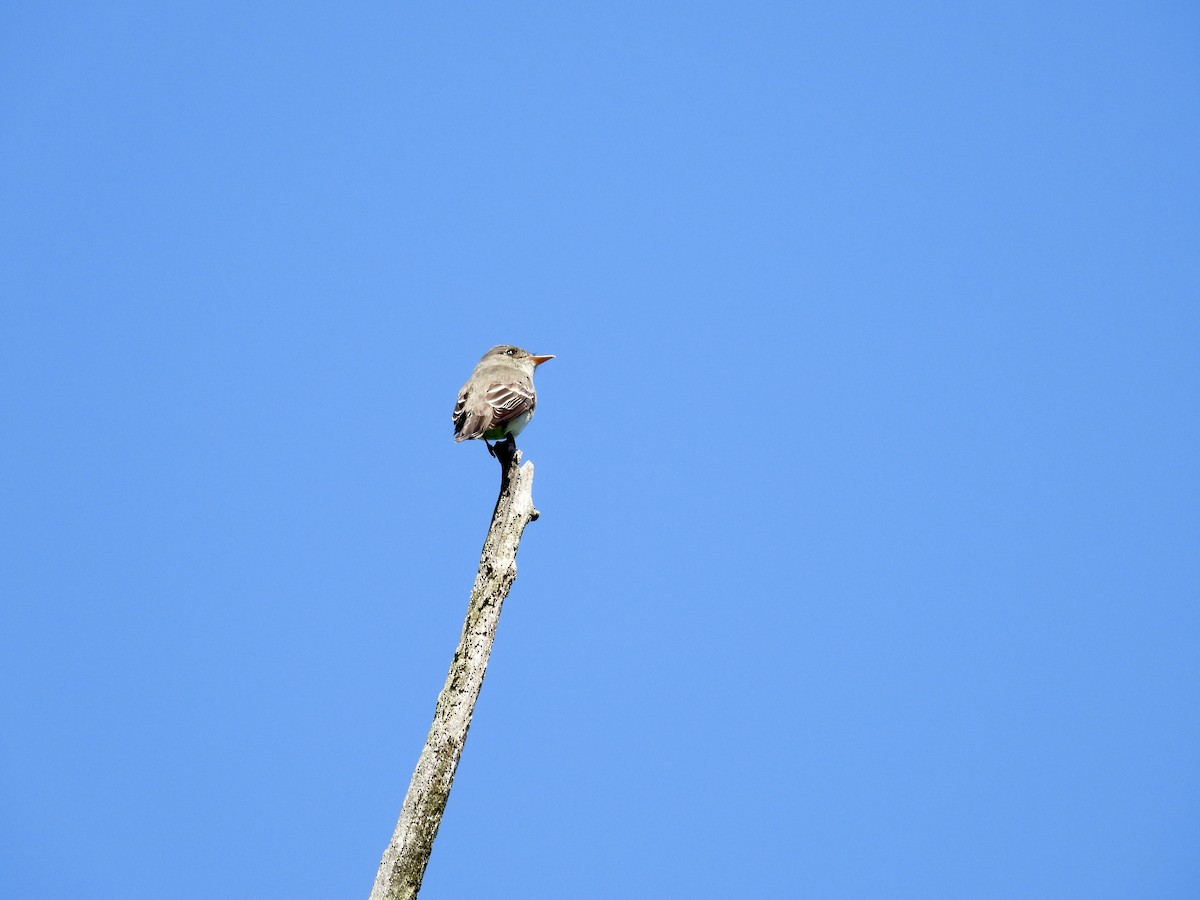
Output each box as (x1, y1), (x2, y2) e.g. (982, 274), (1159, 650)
(483, 345), (555, 368)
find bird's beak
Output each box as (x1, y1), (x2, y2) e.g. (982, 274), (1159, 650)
(530, 355), (555, 366)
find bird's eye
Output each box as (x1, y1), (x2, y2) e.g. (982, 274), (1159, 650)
(506, 348), (516, 356)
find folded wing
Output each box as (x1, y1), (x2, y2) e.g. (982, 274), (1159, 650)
(453, 379), (536, 441)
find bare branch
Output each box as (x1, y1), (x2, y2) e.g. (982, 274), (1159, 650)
(369, 439), (538, 900)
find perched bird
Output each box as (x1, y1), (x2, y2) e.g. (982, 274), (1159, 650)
(452, 345), (555, 450)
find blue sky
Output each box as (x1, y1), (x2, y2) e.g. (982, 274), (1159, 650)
(2, 2), (1198, 897)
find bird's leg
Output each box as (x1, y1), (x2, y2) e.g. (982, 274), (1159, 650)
(494, 436), (518, 488)
(485, 439), (497, 458)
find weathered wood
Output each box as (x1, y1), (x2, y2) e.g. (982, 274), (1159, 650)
(369, 439), (538, 900)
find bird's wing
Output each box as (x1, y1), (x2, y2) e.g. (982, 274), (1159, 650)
(484, 380), (536, 426)
(452, 386), (483, 441)
(452, 379), (536, 441)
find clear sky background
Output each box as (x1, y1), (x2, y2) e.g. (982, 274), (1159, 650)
(2, 3), (1198, 898)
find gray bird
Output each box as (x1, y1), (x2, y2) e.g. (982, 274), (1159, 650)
(452, 345), (555, 450)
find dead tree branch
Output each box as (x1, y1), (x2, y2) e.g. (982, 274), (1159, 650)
(369, 439), (539, 900)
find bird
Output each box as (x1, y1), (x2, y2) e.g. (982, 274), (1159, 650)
(452, 345), (555, 452)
